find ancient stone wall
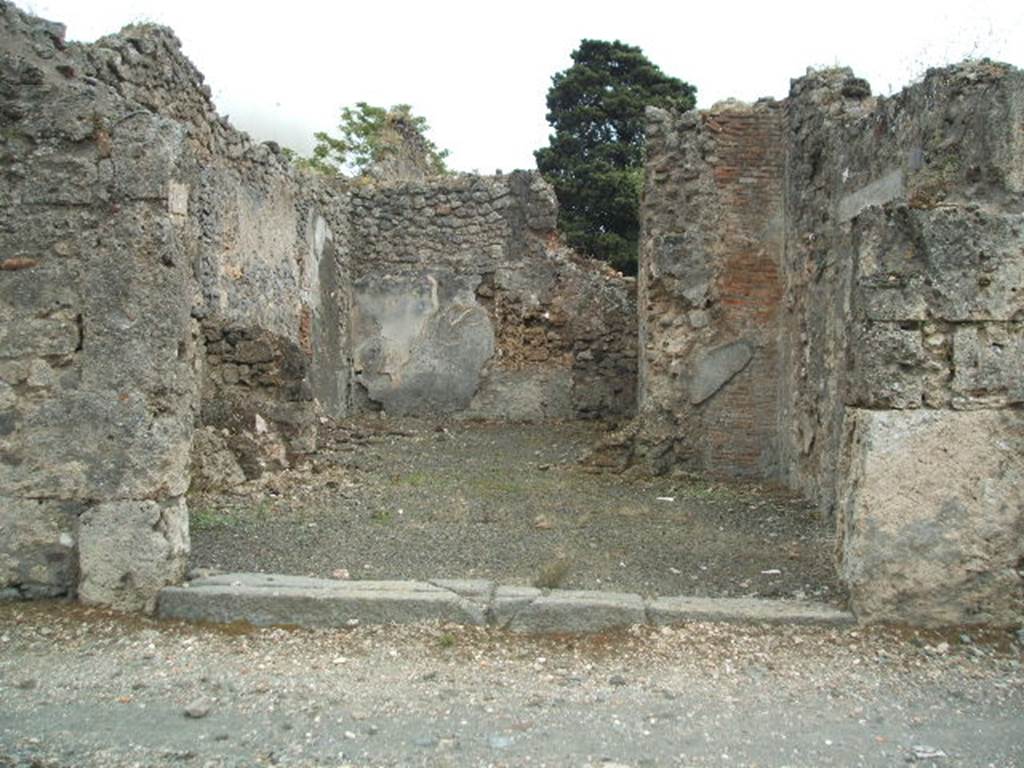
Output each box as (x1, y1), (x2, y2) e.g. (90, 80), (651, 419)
(781, 64), (1023, 625)
(347, 172), (637, 420)
(0, 2), (637, 611)
(0, 3), (347, 608)
(639, 102), (785, 477)
(639, 61), (1024, 625)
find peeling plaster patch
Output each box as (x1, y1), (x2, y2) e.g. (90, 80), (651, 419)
(168, 180), (189, 218)
(837, 169), (903, 222)
(688, 341), (754, 405)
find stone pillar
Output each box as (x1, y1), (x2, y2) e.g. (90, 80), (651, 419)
(1, 7), (196, 610)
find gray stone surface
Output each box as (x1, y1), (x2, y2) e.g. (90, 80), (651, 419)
(0, 498), (79, 598)
(78, 498), (190, 612)
(503, 590), (646, 634)
(688, 341), (754, 405)
(837, 169), (904, 222)
(838, 409), (1024, 626)
(647, 596), (855, 626)
(430, 579), (496, 603)
(160, 575), (856, 633)
(158, 576), (487, 627)
(952, 324), (1024, 406)
(492, 586), (543, 627)
(352, 272), (495, 415)
(466, 367), (573, 420)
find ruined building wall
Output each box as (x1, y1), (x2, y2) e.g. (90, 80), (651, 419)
(639, 102), (785, 477)
(782, 64), (1023, 625)
(347, 172), (637, 420)
(1, 7), (196, 608)
(0, 3), (350, 607)
(639, 61), (1024, 625)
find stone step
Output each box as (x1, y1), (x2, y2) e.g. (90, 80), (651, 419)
(157, 573), (856, 634)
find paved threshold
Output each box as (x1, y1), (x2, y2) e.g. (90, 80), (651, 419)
(157, 573), (855, 633)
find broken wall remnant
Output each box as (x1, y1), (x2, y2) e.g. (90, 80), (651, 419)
(638, 61), (1024, 626)
(347, 171), (638, 420)
(639, 101), (786, 477)
(0, 2), (345, 608)
(2, 0), (1019, 629)
(0, 2), (637, 610)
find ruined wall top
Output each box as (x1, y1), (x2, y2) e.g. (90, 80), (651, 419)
(1, 1), (296, 174)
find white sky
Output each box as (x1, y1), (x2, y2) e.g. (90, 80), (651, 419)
(23, 0), (1024, 173)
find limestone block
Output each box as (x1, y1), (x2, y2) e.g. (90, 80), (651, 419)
(847, 323), (926, 408)
(503, 589), (646, 634)
(838, 408), (1024, 626)
(0, 391), (192, 500)
(158, 575), (487, 627)
(0, 497), (80, 597)
(647, 596), (854, 626)
(78, 497), (189, 612)
(108, 113), (184, 201)
(854, 207), (1024, 323)
(0, 316), (79, 359)
(952, 324), (1024, 404)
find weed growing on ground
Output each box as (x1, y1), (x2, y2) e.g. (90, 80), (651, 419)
(190, 508), (239, 531)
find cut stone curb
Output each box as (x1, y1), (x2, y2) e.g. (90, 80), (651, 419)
(156, 573), (856, 633)
(504, 590), (646, 634)
(158, 574), (487, 627)
(647, 596), (856, 626)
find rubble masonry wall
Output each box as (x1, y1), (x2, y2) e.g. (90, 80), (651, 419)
(640, 62), (1024, 625)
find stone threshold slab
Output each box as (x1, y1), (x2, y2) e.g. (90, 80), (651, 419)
(157, 573), (855, 633)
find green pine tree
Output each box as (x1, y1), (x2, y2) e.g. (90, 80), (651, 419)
(535, 40), (696, 274)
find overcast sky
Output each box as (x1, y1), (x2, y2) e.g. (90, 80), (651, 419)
(23, 0), (1024, 173)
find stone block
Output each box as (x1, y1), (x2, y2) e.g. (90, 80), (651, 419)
(430, 579), (495, 603)
(492, 585), (542, 627)
(0, 497), (80, 597)
(647, 596), (854, 626)
(78, 497), (189, 612)
(157, 575), (487, 627)
(854, 207), (1024, 322)
(502, 589), (646, 634)
(838, 408), (1024, 626)
(847, 323), (926, 408)
(0, 316), (79, 359)
(688, 340), (754, 405)
(108, 113), (184, 201)
(0, 391), (192, 500)
(837, 169), (904, 222)
(952, 324), (1024, 404)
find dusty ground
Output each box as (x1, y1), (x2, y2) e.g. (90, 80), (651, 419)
(1, 602), (1022, 767)
(189, 419), (843, 603)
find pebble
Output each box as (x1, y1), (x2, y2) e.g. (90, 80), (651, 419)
(184, 698), (212, 719)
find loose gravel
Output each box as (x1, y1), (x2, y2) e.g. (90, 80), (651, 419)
(189, 418), (843, 603)
(1, 602), (1021, 767)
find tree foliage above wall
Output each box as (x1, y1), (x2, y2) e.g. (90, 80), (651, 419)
(535, 40), (696, 274)
(299, 103), (449, 179)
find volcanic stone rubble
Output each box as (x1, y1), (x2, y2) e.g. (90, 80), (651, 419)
(0, 1), (1021, 628)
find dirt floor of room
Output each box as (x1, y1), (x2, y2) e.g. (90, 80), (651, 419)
(188, 419), (845, 605)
